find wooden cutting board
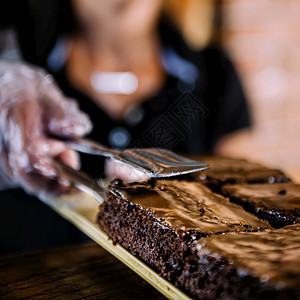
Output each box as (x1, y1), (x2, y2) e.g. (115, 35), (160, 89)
(45, 190), (191, 300)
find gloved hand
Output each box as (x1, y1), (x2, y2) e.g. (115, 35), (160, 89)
(0, 61), (92, 196)
(105, 159), (150, 183)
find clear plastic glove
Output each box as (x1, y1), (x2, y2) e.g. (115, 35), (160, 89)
(105, 159), (150, 183)
(0, 61), (92, 196)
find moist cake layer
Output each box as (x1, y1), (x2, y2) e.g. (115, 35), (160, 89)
(97, 179), (269, 298)
(193, 224), (300, 299)
(97, 156), (298, 299)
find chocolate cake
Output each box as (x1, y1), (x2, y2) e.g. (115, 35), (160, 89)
(191, 156), (291, 193)
(97, 179), (269, 298)
(192, 224), (300, 299)
(221, 183), (300, 228)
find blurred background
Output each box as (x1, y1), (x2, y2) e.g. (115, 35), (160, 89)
(167, 0), (300, 182)
(1, 0), (299, 182)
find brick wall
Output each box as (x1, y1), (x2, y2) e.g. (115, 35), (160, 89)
(218, 0), (300, 182)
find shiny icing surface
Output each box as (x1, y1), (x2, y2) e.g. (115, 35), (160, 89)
(194, 156), (289, 183)
(222, 183), (300, 210)
(109, 180), (269, 233)
(196, 224), (300, 288)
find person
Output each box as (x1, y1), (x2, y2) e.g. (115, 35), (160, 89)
(0, 0), (250, 253)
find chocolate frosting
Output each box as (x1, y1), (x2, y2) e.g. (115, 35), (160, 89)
(222, 183), (300, 210)
(196, 224), (300, 288)
(109, 180), (269, 234)
(193, 156), (290, 183)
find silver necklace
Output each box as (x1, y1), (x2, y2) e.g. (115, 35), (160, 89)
(91, 71), (138, 94)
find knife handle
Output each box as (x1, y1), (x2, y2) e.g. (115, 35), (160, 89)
(53, 159), (105, 204)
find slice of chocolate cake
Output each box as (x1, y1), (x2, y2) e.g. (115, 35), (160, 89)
(191, 156), (291, 193)
(97, 179), (269, 298)
(221, 183), (300, 228)
(191, 224), (300, 300)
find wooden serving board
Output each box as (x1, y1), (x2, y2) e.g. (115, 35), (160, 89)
(45, 191), (191, 300)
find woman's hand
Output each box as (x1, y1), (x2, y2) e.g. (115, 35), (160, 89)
(0, 61), (92, 196)
(105, 159), (150, 183)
